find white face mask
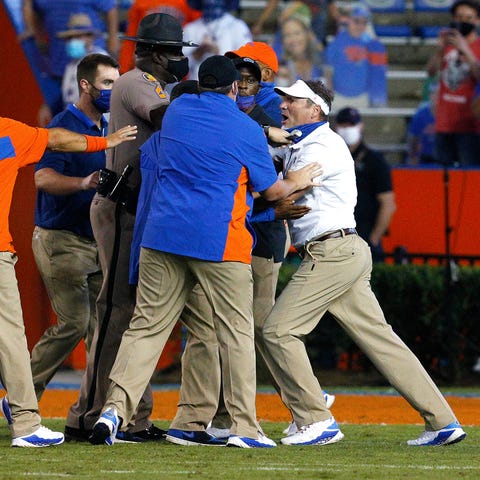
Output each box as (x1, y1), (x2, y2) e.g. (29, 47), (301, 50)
(336, 125), (362, 146)
(275, 77), (291, 88)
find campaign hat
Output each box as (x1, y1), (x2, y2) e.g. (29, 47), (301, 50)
(121, 13), (197, 47)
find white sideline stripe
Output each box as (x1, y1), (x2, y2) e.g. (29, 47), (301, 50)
(250, 464), (480, 471)
(22, 474), (74, 477)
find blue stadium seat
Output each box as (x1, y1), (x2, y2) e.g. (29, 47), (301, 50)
(413, 0), (453, 12)
(413, 0), (453, 38)
(365, 0), (413, 37)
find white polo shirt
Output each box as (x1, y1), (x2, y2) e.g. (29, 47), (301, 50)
(275, 122), (357, 248)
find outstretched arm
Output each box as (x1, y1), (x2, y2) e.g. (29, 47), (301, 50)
(47, 125), (137, 152)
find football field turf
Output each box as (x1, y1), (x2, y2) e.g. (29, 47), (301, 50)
(0, 421), (478, 480)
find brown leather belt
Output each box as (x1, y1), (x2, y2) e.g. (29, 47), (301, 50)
(308, 228), (357, 243)
(297, 228), (357, 257)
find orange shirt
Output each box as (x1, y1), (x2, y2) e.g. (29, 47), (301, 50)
(119, 0), (201, 73)
(0, 117), (49, 253)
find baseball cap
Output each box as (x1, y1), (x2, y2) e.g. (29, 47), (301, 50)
(274, 80), (330, 114)
(225, 42), (279, 74)
(232, 57), (261, 82)
(57, 13), (99, 38)
(351, 3), (370, 18)
(336, 107), (362, 125)
(198, 55), (241, 89)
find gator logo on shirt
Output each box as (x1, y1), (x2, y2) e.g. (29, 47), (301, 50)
(142, 72), (167, 99)
(0, 136), (15, 161)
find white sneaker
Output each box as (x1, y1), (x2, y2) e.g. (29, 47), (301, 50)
(89, 408), (119, 446)
(281, 417), (344, 446)
(282, 391), (336, 436)
(407, 421), (466, 446)
(227, 432), (277, 448)
(11, 426), (64, 448)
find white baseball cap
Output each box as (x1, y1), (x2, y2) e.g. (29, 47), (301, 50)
(274, 79), (330, 115)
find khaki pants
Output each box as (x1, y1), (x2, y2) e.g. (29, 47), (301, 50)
(203, 254), (283, 430)
(0, 252), (41, 438)
(31, 227), (102, 399)
(106, 247), (261, 438)
(67, 196), (152, 433)
(170, 284), (221, 431)
(262, 234), (457, 430)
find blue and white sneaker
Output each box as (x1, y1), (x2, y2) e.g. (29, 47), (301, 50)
(165, 429), (226, 446)
(11, 426), (64, 448)
(205, 422), (231, 440)
(281, 417), (344, 446)
(283, 391), (336, 436)
(407, 421), (466, 446)
(89, 408), (119, 446)
(0, 397), (13, 425)
(227, 432), (277, 448)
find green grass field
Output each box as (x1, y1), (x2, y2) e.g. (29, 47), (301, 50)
(0, 421), (478, 480)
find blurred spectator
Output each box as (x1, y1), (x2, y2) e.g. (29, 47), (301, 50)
(182, 0), (252, 79)
(252, 0), (339, 46)
(60, 14), (109, 107)
(472, 82), (480, 130)
(426, 0), (480, 166)
(335, 107), (396, 263)
(325, 3), (387, 110)
(276, 60), (293, 87)
(22, 0), (119, 124)
(278, 4), (325, 84)
(225, 41), (283, 124)
(407, 83), (439, 165)
(118, 0), (202, 73)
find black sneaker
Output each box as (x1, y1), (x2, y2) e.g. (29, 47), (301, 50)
(115, 424), (167, 443)
(64, 425), (92, 442)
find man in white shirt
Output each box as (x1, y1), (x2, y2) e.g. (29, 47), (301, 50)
(183, 0), (252, 79)
(259, 79), (467, 448)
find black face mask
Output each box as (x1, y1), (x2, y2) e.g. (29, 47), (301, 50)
(167, 57), (189, 81)
(450, 21), (476, 37)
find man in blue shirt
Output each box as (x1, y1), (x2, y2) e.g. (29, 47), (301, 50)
(89, 55), (321, 448)
(226, 41), (283, 125)
(30, 53), (119, 401)
(22, 0), (118, 122)
(325, 5), (387, 109)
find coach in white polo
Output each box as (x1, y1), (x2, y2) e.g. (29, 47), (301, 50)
(260, 79), (466, 447)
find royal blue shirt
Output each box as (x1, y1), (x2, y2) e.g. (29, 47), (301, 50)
(34, 105), (107, 239)
(141, 92), (278, 264)
(326, 31), (387, 102)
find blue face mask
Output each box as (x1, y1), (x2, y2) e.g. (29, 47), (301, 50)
(236, 94), (255, 111)
(66, 38), (87, 59)
(92, 89), (112, 113)
(201, 0), (225, 22)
